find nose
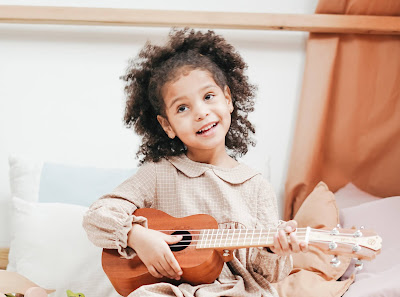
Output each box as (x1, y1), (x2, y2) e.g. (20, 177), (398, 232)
(194, 101), (209, 121)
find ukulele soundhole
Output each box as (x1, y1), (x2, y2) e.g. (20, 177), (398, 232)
(169, 230), (192, 252)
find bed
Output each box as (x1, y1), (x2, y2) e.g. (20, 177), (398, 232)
(1, 159), (398, 297)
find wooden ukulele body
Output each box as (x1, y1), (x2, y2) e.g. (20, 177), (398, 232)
(102, 208), (226, 297)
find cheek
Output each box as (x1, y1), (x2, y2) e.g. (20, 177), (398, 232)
(226, 115), (232, 128)
(222, 106), (233, 122)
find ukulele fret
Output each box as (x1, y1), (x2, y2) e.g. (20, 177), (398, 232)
(225, 229), (230, 247)
(219, 229), (224, 248)
(211, 229), (217, 248)
(216, 229), (221, 248)
(198, 229), (204, 248)
(205, 229), (211, 248)
(266, 228), (271, 246)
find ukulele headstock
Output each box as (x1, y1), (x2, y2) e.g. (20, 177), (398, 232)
(306, 226), (382, 269)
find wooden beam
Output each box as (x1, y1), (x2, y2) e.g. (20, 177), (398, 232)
(0, 248), (9, 270)
(0, 5), (400, 35)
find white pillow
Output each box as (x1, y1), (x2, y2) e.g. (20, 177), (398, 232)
(9, 155), (43, 202)
(8, 197), (120, 297)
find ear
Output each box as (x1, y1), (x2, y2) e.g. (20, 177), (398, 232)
(157, 115), (176, 139)
(224, 85), (234, 113)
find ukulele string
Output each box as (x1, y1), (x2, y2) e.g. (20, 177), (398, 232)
(158, 228), (361, 237)
(156, 227), (305, 233)
(154, 227), (349, 234)
(163, 230), (310, 239)
(164, 231), (311, 248)
(161, 228), (361, 248)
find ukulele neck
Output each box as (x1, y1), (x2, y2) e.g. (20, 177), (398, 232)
(196, 227), (311, 250)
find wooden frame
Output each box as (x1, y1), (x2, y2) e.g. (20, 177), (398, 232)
(1, 5), (400, 35)
(0, 248), (9, 270)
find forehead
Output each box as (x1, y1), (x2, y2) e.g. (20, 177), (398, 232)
(161, 69), (218, 101)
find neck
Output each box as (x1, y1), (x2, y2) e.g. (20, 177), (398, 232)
(186, 147), (237, 168)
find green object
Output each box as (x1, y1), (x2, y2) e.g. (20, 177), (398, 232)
(66, 290), (85, 297)
(5, 294), (16, 297)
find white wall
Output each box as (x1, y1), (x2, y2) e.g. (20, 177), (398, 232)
(0, 0), (318, 246)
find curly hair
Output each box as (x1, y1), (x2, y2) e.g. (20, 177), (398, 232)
(123, 28), (257, 164)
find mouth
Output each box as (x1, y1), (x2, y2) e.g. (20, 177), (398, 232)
(196, 122), (218, 135)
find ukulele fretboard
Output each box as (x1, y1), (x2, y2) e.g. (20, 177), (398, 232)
(196, 228), (310, 249)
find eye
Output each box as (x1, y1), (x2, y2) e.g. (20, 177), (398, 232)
(204, 93), (215, 101)
(177, 105), (188, 113)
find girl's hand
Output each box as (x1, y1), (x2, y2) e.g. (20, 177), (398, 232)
(269, 220), (308, 256)
(127, 224), (183, 280)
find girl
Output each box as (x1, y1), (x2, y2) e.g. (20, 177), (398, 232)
(83, 28), (307, 297)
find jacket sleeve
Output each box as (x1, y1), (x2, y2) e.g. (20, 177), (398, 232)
(82, 162), (156, 259)
(249, 178), (293, 283)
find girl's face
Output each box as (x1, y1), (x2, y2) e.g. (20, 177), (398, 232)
(157, 69), (233, 158)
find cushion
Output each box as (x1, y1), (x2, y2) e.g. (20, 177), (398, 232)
(340, 196), (400, 297)
(38, 162), (136, 206)
(8, 155), (137, 206)
(8, 155), (43, 203)
(291, 182), (351, 280)
(334, 183), (380, 212)
(7, 197), (120, 297)
(273, 182), (354, 297)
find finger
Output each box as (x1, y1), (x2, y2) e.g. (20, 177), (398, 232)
(148, 265), (163, 279)
(278, 229), (290, 254)
(165, 251), (183, 279)
(271, 233), (281, 254)
(300, 241), (308, 252)
(289, 233), (300, 253)
(285, 220), (297, 233)
(164, 234), (183, 244)
(155, 262), (172, 279)
(158, 259), (178, 279)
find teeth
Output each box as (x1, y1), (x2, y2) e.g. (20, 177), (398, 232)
(198, 123), (216, 133)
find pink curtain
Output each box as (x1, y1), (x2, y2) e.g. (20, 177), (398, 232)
(284, 0), (400, 220)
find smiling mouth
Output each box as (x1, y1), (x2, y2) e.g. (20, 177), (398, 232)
(197, 122), (218, 135)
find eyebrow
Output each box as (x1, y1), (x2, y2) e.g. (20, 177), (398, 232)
(168, 84), (218, 109)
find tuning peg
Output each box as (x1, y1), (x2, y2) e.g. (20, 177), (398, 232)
(352, 244), (361, 252)
(353, 229), (363, 237)
(354, 259), (363, 271)
(330, 256), (341, 267)
(330, 227), (339, 235)
(329, 241), (338, 250)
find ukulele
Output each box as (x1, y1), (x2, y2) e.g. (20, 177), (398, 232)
(102, 208), (382, 297)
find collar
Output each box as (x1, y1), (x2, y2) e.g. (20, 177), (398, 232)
(167, 154), (260, 184)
